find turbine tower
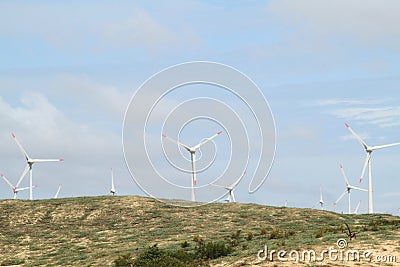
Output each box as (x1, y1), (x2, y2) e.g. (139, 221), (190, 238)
(110, 167), (116, 196)
(12, 133), (64, 201)
(210, 171), (246, 203)
(54, 184), (62, 199)
(1, 174), (36, 199)
(345, 123), (400, 213)
(334, 164), (367, 214)
(163, 131), (222, 201)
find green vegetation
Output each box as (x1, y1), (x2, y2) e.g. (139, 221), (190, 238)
(0, 196), (399, 266)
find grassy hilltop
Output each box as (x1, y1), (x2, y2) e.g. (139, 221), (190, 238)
(0, 196), (399, 267)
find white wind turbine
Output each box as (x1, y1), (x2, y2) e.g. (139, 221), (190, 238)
(345, 123), (400, 214)
(110, 167), (116, 196)
(12, 133), (64, 201)
(334, 164), (367, 214)
(319, 186), (324, 210)
(162, 131), (222, 202)
(1, 174), (37, 199)
(210, 171), (246, 203)
(54, 184), (62, 199)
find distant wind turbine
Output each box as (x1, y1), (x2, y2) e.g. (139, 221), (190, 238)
(1, 174), (37, 199)
(334, 164), (367, 214)
(163, 131), (222, 201)
(54, 184), (62, 199)
(345, 123), (400, 214)
(12, 133), (64, 200)
(210, 171), (246, 203)
(110, 167), (116, 196)
(319, 186), (324, 210)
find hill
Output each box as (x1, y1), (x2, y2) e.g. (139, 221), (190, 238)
(0, 196), (399, 266)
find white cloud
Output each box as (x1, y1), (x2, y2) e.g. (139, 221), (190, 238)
(267, 0), (400, 50)
(330, 107), (400, 128)
(318, 99), (388, 106)
(0, 2), (200, 53)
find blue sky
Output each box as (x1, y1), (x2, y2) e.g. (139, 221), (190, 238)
(1, 0), (399, 214)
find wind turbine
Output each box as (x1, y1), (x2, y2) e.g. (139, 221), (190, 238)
(54, 184), (62, 199)
(319, 186), (324, 210)
(110, 167), (116, 196)
(1, 174), (37, 199)
(353, 200), (361, 214)
(345, 123), (400, 214)
(12, 133), (64, 201)
(334, 164), (367, 214)
(210, 171), (246, 203)
(162, 131), (222, 201)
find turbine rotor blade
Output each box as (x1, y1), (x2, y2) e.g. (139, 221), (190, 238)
(339, 164), (349, 185)
(1, 174), (14, 189)
(354, 201), (361, 214)
(12, 133), (30, 160)
(371, 142), (400, 150)
(16, 165), (30, 188)
(162, 134), (191, 151)
(334, 190), (347, 205)
(359, 153), (371, 183)
(193, 131), (222, 150)
(348, 185), (368, 192)
(345, 123), (368, 150)
(31, 159), (64, 163)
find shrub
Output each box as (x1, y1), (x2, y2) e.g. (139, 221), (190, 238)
(196, 241), (233, 260)
(193, 234), (203, 244)
(113, 254), (133, 267)
(180, 241), (190, 248)
(246, 232), (254, 241)
(231, 230), (241, 240)
(260, 228), (267, 235)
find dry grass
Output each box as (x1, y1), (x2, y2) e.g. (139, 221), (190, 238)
(0, 196), (399, 266)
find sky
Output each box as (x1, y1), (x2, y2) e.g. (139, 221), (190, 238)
(1, 0), (400, 214)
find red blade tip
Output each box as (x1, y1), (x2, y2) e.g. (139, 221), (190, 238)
(162, 134), (167, 138)
(339, 164), (343, 168)
(217, 131), (222, 135)
(333, 202), (337, 206)
(359, 178), (363, 183)
(59, 158), (64, 162)
(11, 133), (16, 138)
(345, 123), (349, 128)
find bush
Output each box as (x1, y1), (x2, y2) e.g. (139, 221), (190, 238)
(231, 230), (241, 240)
(246, 232), (254, 241)
(133, 245), (187, 267)
(260, 228), (267, 235)
(180, 241), (190, 248)
(269, 229), (295, 240)
(196, 241), (233, 260)
(119, 244), (211, 267)
(113, 254), (134, 267)
(193, 234), (203, 244)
